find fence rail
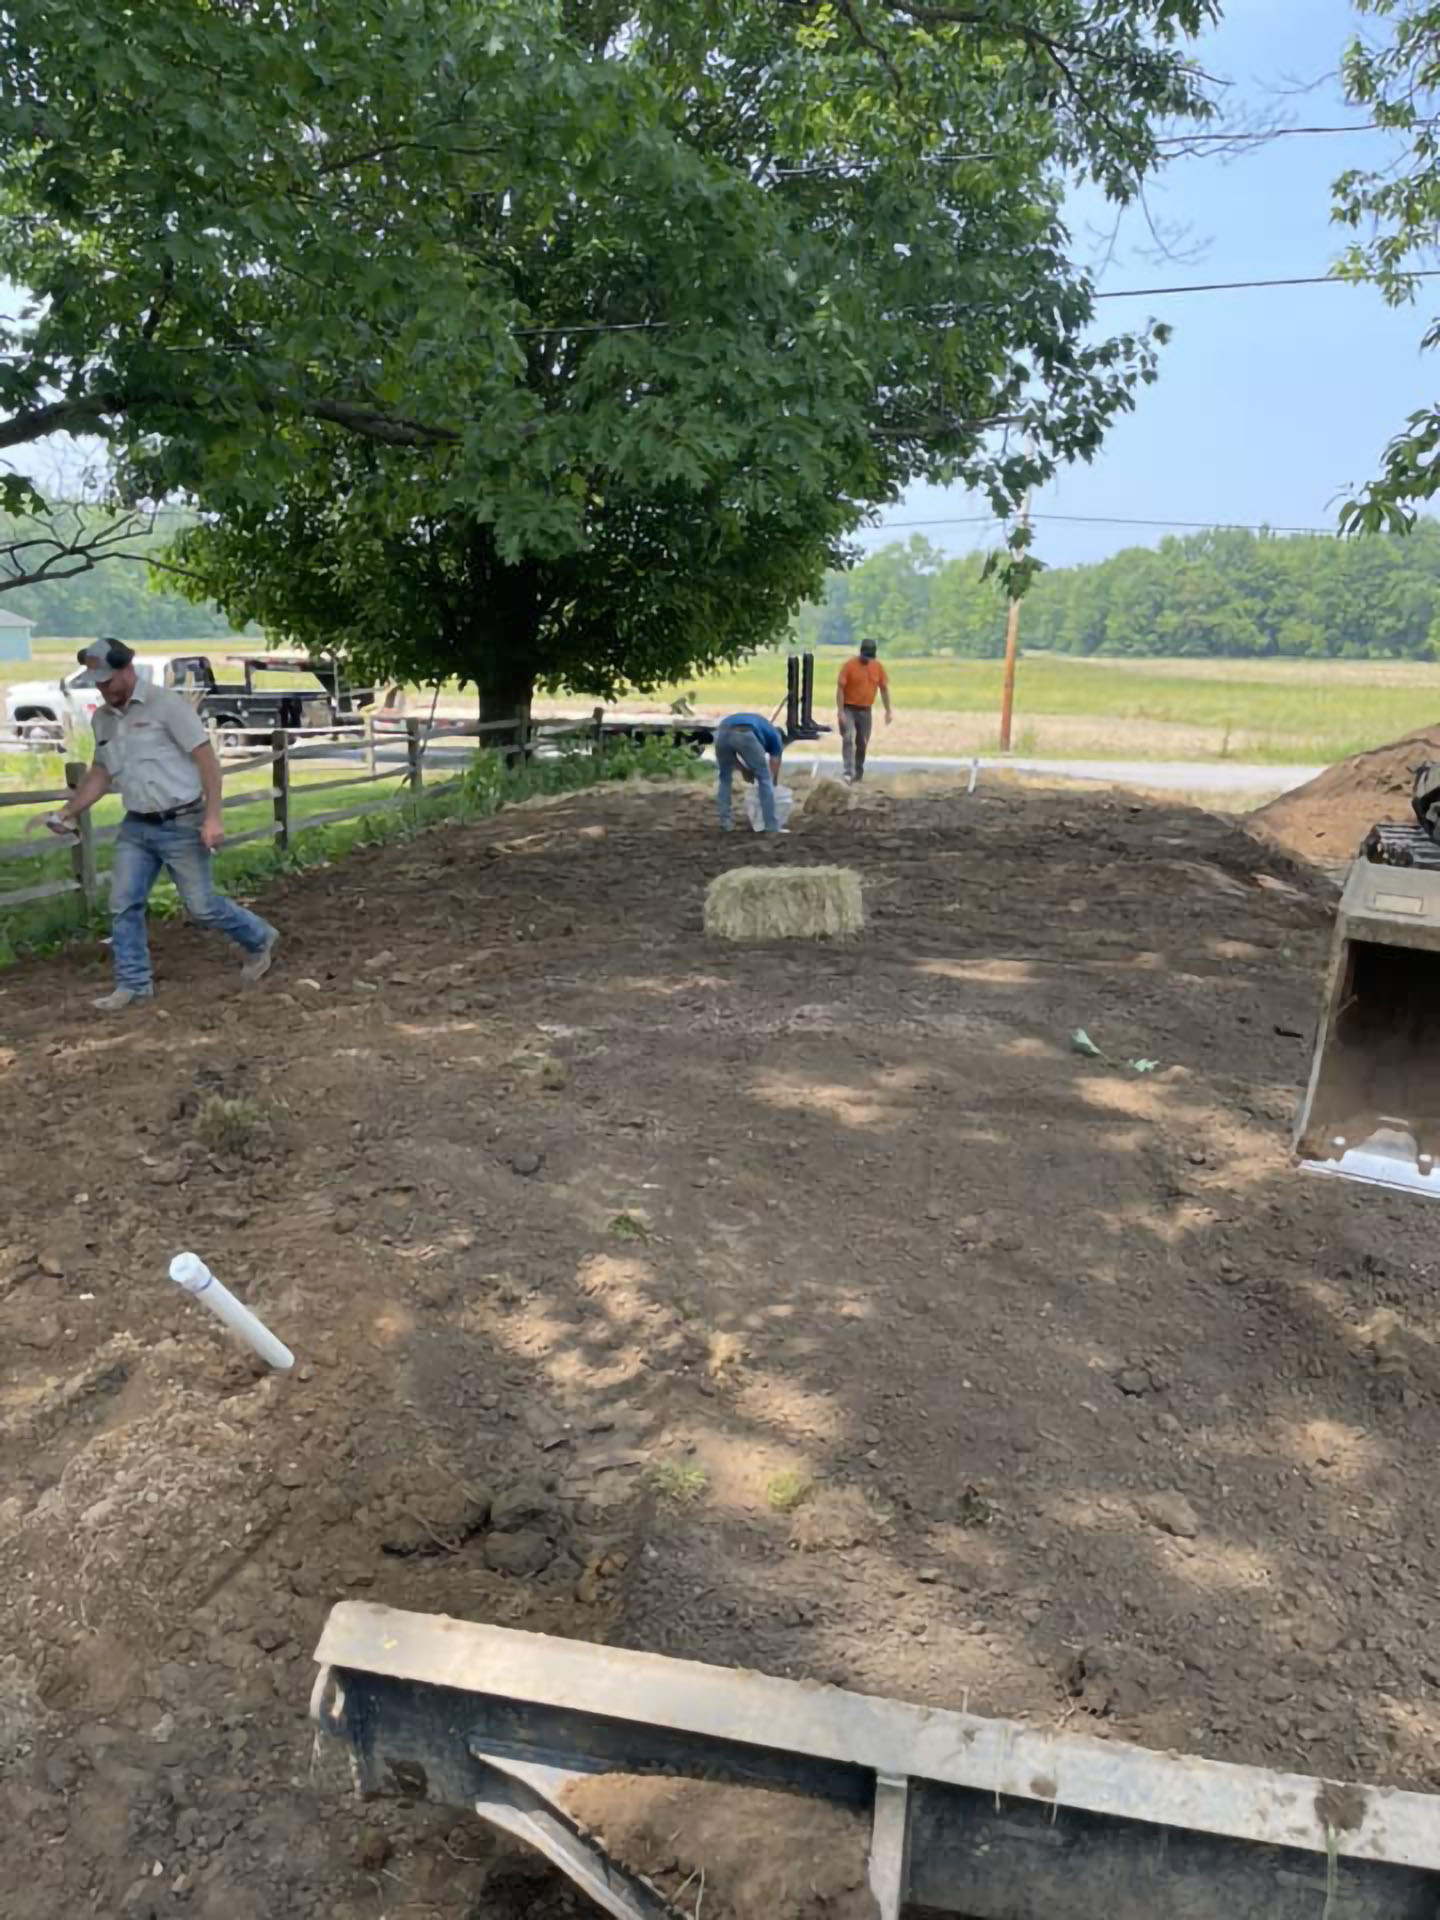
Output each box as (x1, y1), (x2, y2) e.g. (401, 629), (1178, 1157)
(0, 710), (610, 922)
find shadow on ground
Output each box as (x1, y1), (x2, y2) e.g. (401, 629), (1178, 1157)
(1, 778), (1435, 1919)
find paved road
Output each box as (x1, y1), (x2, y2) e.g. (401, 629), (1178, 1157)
(317, 740), (1323, 797)
(779, 753), (1324, 795)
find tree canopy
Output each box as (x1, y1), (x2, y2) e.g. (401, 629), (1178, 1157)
(796, 521), (1440, 660)
(1334, 1), (1440, 529)
(4, 0), (1217, 706)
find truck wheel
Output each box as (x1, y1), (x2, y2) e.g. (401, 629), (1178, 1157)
(215, 719), (246, 751)
(21, 718), (62, 745)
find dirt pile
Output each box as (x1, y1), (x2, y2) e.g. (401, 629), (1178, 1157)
(560, 1777), (875, 1920)
(1250, 726), (1440, 865)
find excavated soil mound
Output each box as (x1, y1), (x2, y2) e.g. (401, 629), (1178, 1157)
(1251, 727), (1440, 865)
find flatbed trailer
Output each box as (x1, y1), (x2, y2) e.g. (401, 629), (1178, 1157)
(544, 653), (831, 756)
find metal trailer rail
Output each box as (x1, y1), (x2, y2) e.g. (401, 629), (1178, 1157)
(312, 1602), (1440, 1919)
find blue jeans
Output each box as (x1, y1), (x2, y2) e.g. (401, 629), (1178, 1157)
(715, 723), (779, 832)
(110, 808), (274, 992)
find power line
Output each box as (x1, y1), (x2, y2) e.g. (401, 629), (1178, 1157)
(502, 268), (1438, 335)
(859, 511), (1340, 536)
(1157, 121), (1420, 143)
(1038, 512), (1335, 534)
(772, 120), (1428, 176)
(1092, 269), (1440, 300)
(854, 515), (999, 531)
(1, 267), (1423, 359)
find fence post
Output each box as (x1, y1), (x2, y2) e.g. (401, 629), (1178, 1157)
(517, 711), (531, 769)
(271, 728), (290, 851)
(364, 709), (376, 779)
(65, 761), (98, 913)
(406, 718), (423, 794)
(591, 705), (605, 765)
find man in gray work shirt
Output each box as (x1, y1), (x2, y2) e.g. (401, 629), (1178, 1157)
(36, 639), (280, 1010)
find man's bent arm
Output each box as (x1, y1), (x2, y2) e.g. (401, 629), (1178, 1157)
(769, 754), (783, 784)
(62, 764), (112, 820)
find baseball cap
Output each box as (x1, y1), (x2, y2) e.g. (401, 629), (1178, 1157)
(859, 637), (879, 658)
(72, 638), (136, 687)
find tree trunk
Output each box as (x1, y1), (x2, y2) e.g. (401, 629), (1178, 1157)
(476, 654), (535, 727)
(475, 650), (536, 763)
(465, 536), (541, 760)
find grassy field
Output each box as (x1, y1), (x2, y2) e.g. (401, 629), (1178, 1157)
(0, 729), (705, 960)
(9, 640), (1440, 764)
(0, 750), (404, 858)
(648, 652), (1440, 763)
(0, 749), (415, 958)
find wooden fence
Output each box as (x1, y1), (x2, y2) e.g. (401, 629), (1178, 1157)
(0, 712), (598, 921)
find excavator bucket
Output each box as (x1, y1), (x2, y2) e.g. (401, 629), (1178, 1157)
(1296, 858), (1440, 1195)
(312, 1601), (1440, 1919)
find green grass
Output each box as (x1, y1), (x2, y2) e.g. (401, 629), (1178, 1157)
(655, 651), (1440, 762)
(649, 1462), (708, 1505)
(15, 643), (1440, 770)
(0, 734), (704, 965)
(766, 1469), (813, 1514)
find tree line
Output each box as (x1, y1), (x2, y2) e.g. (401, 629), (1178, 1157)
(19, 511), (1440, 667)
(796, 521), (1440, 660)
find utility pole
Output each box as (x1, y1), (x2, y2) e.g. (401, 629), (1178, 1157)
(998, 486), (1032, 754)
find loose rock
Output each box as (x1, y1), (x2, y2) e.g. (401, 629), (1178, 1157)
(1115, 1367), (1154, 1397)
(491, 1483), (562, 1534)
(483, 1531), (556, 1577)
(1139, 1491), (1200, 1539)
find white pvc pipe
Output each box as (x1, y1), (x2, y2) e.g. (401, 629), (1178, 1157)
(170, 1252), (294, 1371)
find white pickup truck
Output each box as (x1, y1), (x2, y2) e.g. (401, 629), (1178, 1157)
(4, 650), (371, 749)
(4, 653), (179, 743)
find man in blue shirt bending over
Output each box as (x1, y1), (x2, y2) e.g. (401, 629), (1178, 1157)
(714, 711), (785, 833)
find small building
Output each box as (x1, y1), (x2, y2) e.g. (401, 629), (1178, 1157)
(0, 607), (35, 663)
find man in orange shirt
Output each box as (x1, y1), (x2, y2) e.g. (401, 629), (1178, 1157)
(835, 636), (893, 783)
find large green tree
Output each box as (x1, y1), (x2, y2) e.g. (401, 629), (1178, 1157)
(1334, 1), (1440, 528)
(4, 0), (1216, 705)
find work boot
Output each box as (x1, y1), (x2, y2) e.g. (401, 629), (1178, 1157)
(93, 986), (153, 1012)
(241, 929), (280, 986)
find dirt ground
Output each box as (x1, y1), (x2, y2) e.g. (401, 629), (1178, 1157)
(1252, 724), (1440, 866)
(5, 774), (1440, 1919)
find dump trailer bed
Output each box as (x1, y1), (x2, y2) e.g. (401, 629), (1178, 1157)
(312, 1601), (1440, 1919)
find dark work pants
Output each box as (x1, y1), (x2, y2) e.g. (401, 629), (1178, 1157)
(842, 705), (874, 781)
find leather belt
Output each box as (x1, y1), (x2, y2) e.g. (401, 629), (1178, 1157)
(126, 801), (202, 825)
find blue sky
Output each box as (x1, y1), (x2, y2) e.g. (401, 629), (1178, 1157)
(861, 0), (1436, 568)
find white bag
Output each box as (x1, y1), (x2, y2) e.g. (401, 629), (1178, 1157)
(745, 783), (794, 832)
